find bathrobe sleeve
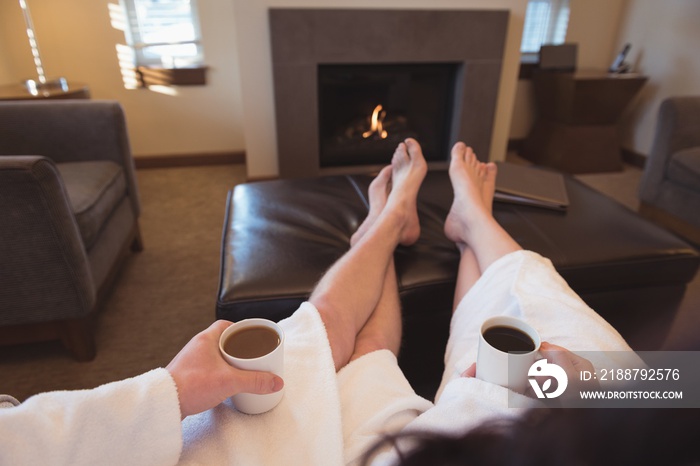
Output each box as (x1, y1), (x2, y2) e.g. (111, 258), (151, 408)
(0, 367), (183, 466)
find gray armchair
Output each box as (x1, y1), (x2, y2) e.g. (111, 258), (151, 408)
(0, 100), (142, 360)
(639, 96), (700, 245)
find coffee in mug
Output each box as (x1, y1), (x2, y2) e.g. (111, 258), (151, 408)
(482, 325), (536, 354)
(223, 325), (281, 359)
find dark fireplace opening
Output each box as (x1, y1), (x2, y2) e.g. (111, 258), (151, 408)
(318, 63), (458, 169)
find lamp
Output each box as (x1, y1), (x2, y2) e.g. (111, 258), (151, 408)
(18, 0), (67, 94)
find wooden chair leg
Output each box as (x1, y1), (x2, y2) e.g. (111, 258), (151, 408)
(130, 221), (144, 252)
(58, 317), (96, 362)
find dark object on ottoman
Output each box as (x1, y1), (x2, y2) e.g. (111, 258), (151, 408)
(217, 171), (699, 399)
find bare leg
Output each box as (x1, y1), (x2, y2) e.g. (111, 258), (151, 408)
(349, 168), (402, 362)
(444, 144), (520, 279)
(448, 143), (499, 310)
(311, 139), (427, 371)
(350, 261), (402, 362)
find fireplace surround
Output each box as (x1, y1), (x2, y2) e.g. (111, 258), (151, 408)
(269, 8), (509, 178)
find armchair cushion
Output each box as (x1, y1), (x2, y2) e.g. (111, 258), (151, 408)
(57, 161), (127, 249)
(667, 148), (700, 190)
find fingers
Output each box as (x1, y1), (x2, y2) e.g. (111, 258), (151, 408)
(215, 320), (285, 395)
(232, 369), (284, 395)
(204, 319), (234, 342)
(540, 341), (595, 374)
(212, 319), (234, 330)
(461, 362), (477, 378)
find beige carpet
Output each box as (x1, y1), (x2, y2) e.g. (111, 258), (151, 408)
(2, 164), (247, 401)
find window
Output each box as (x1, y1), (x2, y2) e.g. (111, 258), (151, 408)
(521, 0), (570, 54)
(120, 0), (203, 68)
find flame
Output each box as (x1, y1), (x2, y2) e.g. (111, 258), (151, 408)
(362, 104), (388, 139)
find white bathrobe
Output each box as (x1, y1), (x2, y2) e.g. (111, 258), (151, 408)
(0, 251), (633, 466)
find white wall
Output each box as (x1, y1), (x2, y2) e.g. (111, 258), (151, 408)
(232, 0), (529, 179)
(0, 40), (12, 84)
(566, 0), (628, 70)
(615, 0), (700, 156)
(0, 0), (246, 158)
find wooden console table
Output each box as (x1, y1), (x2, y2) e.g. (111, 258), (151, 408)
(521, 69), (647, 173)
(0, 81), (90, 100)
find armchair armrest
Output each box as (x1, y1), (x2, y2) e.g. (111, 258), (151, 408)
(0, 100), (140, 216)
(640, 96), (700, 202)
(0, 156), (96, 325)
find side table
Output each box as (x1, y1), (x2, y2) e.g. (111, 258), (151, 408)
(521, 69), (647, 173)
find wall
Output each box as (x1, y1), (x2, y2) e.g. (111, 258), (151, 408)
(232, 0), (529, 179)
(0, 40), (12, 84)
(566, 0), (629, 70)
(509, 0), (629, 140)
(4, 1), (686, 169)
(615, 0), (700, 156)
(0, 0), (246, 159)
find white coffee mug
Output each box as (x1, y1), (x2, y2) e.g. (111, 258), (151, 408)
(475, 316), (541, 393)
(219, 318), (285, 414)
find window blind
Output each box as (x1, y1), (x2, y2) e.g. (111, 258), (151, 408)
(521, 0), (570, 54)
(121, 0), (203, 67)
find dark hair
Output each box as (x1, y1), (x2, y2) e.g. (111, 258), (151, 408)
(363, 408), (700, 466)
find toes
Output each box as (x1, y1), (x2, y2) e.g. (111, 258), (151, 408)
(483, 163), (497, 184)
(392, 142), (408, 165)
(464, 147), (478, 167)
(404, 138), (423, 159)
(371, 165), (392, 186)
(369, 166), (391, 197)
(370, 166), (392, 196)
(379, 164), (393, 180)
(451, 142), (466, 162)
(485, 162), (498, 180)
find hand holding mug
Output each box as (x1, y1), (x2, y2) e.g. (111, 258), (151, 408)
(219, 318), (286, 414)
(475, 316), (541, 393)
(167, 320), (284, 419)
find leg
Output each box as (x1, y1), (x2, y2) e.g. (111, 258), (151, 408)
(447, 143), (499, 310)
(348, 170), (402, 361)
(310, 139), (427, 371)
(444, 143), (521, 277)
(350, 258), (402, 362)
(131, 221), (144, 252)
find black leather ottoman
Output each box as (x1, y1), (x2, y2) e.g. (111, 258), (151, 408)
(217, 171), (699, 399)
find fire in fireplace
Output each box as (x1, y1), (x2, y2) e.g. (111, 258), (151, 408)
(318, 63), (458, 168)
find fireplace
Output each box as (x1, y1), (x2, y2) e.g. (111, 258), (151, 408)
(269, 8), (509, 178)
(318, 63), (457, 168)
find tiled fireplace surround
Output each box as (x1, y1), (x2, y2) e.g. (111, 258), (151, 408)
(269, 8), (509, 178)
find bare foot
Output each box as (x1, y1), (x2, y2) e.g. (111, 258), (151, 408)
(482, 162), (498, 215)
(444, 143), (492, 245)
(386, 138), (427, 246)
(351, 165), (391, 246)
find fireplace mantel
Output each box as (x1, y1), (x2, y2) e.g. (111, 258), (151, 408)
(269, 8), (509, 178)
